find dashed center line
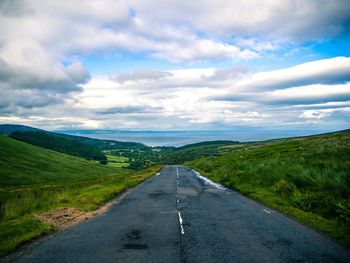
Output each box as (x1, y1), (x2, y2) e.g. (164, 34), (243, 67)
(177, 210), (185, 235)
(176, 167), (185, 235)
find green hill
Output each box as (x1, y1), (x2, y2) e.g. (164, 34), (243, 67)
(9, 131), (107, 162)
(0, 124), (41, 135)
(0, 135), (160, 256)
(159, 140), (238, 164)
(0, 136), (116, 187)
(188, 130), (350, 245)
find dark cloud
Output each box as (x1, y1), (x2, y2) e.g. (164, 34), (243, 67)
(0, 0), (30, 17)
(0, 87), (63, 114)
(0, 59), (89, 92)
(0, 59), (90, 112)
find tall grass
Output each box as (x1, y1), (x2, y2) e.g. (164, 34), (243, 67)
(188, 131), (350, 245)
(0, 166), (161, 256)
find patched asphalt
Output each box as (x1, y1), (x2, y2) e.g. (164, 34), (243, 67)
(4, 165), (350, 263)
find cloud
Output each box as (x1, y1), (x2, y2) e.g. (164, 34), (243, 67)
(206, 65), (249, 81)
(1, 55), (350, 130)
(61, 57), (349, 130)
(215, 57), (350, 102)
(264, 83), (350, 105)
(112, 69), (173, 83)
(1, 0), (349, 69)
(299, 107), (350, 120)
(96, 105), (163, 114)
(0, 1), (350, 131)
(150, 40), (258, 63)
(132, 0), (350, 41)
(238, 57), (350, 91)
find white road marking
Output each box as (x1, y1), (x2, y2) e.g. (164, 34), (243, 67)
(193, 170), (226, 190)
(263, 209), (272, 214)
(177, 210), (185, 235)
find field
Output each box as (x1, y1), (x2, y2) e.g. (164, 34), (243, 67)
(187, 130), (350, 246)
(0, 136), (161, 256)
(106, 154), (130, 168)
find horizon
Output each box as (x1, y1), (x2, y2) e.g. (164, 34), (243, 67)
(2, 123), (345, 147)
(58, 128), (346, 147)
(0, 1), (350, 134)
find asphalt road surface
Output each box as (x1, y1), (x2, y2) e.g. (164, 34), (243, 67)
(4, 165), (350, 263)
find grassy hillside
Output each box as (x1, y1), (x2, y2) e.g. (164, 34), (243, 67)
(56, 131), (174, 170)
(1, 124), (170, 170)
(187, 130), (350, 246)
(159, 140), (238, 164)
(10, 131), (107, 162)
(0, 124), (40, 135)
(0, 136), (161, 256)
(0, 136), (116, 187)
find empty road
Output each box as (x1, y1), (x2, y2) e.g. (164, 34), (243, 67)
(4, 166), (350, 263)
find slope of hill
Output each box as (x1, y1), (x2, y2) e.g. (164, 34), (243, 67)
(159, 140), (238, 164)
(0, 135), (160, 256)
(0, 136), (116, 187)
(0, 124), (173, 170)
(0, 124), (40, 135)
(187, 130), (350, 245)
(9, 131), (107, 162)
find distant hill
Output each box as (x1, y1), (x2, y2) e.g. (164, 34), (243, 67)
(178, 140), (238, 149)
(0, 136), (118, 187)
(10, 131), (107, 162)
(0, 124), (147, 150)
(56, 132), (148, 150)
(159, 140), (239, 164)
(0, 124), (41, 135)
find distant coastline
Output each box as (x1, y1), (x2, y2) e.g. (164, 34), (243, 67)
(55, 129), (338, 147)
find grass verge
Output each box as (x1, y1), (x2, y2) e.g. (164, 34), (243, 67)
(0, 165), (162, 257)
(187, 130), (350, 247)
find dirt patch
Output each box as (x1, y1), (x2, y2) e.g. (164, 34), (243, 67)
(34, 190), (131, 230)
(35, 208), (85, 230)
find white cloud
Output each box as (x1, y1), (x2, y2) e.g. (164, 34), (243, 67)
(223, 57), (350, 92)
(132, 0), (350, 41)
(0, 1), (350, 130)
(299, 107), (350, 120)
(59, 57), (349, 129)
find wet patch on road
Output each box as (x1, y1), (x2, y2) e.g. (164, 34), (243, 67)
(123, 229), (149, 250)
(127, 229), (142, 240)
(148, 191), (165, 200)
(177, 187), (199, 196)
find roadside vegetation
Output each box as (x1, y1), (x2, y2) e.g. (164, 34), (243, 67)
(187, 130), (350, 246)
(0, 136), (161, 256)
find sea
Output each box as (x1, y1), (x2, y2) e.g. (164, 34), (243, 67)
(57, 129), (328, 147)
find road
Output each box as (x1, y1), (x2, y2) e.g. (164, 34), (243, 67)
(4, 165), (350, 263)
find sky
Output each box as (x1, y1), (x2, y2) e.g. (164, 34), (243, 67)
(0, 0), (350, 134)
